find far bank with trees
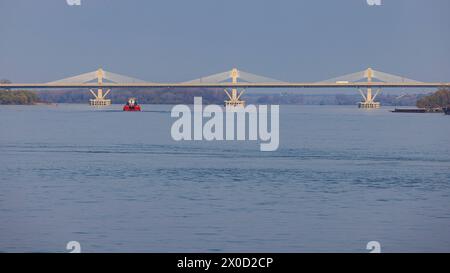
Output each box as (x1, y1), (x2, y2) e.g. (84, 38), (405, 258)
(416, 88), (450, 109)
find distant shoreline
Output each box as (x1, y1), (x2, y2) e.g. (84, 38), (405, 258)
(1, 89), (447, 107)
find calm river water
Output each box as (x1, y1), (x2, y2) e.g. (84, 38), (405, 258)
(0, 104), (449, 252)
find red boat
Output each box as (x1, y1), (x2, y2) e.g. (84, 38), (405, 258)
(123, 98), (141, 111)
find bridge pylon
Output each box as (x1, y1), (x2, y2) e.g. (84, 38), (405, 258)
(89, 68), (111, 106)
(224, 68), (245, 108)
(358, 68), (381, 109)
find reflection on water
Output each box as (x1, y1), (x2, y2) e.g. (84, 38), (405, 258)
(0, 104), (449, 252)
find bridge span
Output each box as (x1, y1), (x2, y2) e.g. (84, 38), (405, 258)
(1, 68), (449, 108)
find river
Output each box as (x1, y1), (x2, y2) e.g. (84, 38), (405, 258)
(0, 104), (449, 252)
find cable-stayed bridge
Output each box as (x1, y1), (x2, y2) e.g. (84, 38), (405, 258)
(1, 67), (449, 108)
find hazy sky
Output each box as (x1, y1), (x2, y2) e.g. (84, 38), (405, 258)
(1, 0), (449, 83)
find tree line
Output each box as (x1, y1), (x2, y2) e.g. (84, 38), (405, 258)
(416, 88), (450, 109)
(35, 89), (425, 106)
(0, 90), (40, 105)
(0, 79), (38, 105)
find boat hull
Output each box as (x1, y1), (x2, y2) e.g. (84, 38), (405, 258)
(391, 108), (427, 113)
(123, 105), (141, 111)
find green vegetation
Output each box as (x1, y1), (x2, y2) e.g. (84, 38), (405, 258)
(0, 78), (40, 105)
(37, 89), (422, 106)
(416, 88), (450, 109)
(0, 90), (40, 105)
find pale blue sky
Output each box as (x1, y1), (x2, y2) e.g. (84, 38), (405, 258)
(0, 0), (449, 83)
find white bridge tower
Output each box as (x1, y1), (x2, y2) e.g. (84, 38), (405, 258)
(89, 68), (111, 106)
(358, 68), (381, 109)
(224, 68), (245, 108)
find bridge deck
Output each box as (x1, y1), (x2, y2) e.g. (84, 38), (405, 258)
(2, 82), (450, 89)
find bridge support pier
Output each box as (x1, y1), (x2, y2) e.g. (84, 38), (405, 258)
(358, 68), (381, 109)
(89, 68), (111, 106)
(358, 87), (381, 108)
(224, 68), (245, 108)
(358, 101), (381, 109)
(89, 88), (111, 106)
